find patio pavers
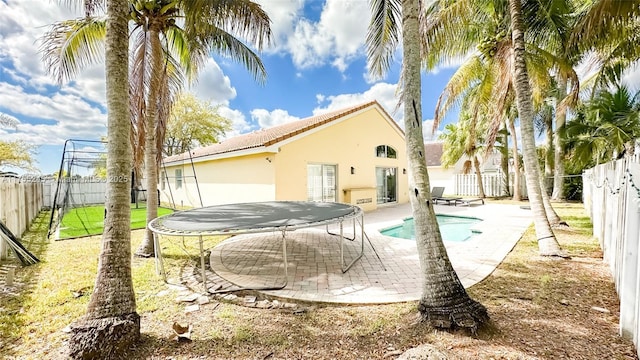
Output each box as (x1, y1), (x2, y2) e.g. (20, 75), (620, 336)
(209, 203), (532, 304)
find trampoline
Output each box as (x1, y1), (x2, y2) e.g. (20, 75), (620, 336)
(148, 201), (365, 292)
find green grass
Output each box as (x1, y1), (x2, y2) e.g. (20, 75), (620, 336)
(0, 213), (227, 357)
(57, 204), (173, 239)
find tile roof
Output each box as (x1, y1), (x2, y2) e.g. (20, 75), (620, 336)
(424, 142), (444, 166)
(164, 100), (400, 163)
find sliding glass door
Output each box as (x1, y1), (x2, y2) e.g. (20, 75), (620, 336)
(376, 167), (397, 204)
(307, 164), (337, 202)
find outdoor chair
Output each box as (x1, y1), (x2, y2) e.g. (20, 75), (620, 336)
(430, 187), (461, 205)
(454, 198), (485, 206)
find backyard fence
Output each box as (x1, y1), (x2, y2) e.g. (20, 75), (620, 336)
(583, 155), (640, 356)
(454, 172), (528, 198)
(0, 178), (44, 260)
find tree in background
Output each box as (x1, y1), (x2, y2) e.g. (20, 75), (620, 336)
(0, 113), (36, 171)
(0, 141), (37, 171)
(439, 113), (487, 198)
(164, 93), (232, 156)
(565, 86), (640, 169)
(66, 0), (139, 357)
(367, 0), (488, 330)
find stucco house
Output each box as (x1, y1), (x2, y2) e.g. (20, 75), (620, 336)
(160, 101), (409, 211)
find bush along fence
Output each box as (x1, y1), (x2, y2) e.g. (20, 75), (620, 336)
(583, 155), (640, 357)
(0, 177), (44, 260)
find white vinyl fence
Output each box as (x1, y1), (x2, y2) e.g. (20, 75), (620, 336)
(583, 156), (640, 356)
(454, 172), (528, 198)
(0, 178), (44, 260)
(46, 179), (107, 209)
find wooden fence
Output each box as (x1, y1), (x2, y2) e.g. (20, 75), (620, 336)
(583, 156), (640, 357)
(454, 173), (528, 198)
(0, 178), (44, 260)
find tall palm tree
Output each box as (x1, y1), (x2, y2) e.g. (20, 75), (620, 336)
(368, 0), (488, 330)
(41, 0), (272, 257)
(66, 0), (139, 357)
(508, 0), (565, 256)
(423, 0), (568, 226)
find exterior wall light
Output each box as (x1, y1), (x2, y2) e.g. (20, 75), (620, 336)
(350, 166), (355, 174)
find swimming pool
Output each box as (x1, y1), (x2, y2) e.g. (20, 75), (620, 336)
(380, 215), (482, 242)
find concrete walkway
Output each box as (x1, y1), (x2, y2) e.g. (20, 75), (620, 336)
(209, 202), (532, 304)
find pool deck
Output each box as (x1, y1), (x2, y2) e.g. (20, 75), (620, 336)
(209, 202), (532, 304)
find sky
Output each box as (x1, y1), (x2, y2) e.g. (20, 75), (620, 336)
(1, 0), (639, 175)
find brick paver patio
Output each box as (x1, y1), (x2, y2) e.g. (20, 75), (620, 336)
(209, 203), (532, 304)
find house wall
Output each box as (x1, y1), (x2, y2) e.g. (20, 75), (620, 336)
(160, 153), (275, 208)
(273, 107), (408, 211)
(425, 166), (455, 194)
(160, 106), (409, 211)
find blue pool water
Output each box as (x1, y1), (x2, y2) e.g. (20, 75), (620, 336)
(380, 215), (481, 242)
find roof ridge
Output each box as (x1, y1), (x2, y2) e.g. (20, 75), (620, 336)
(164, 100), (384, 163)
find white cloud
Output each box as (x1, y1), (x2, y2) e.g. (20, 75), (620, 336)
(422, 119), (439, 141)
(60, 65), (107, 107)
(314, 82), (400, 120)
(250, 108), (300, 128)
(190, 59), (237, 105)
(255, 0), (304, 48)
(218, 106), (252, 138)
(0, 1), (82, 87)
(0, 82), (106, 145)
(264, 0), (369, 72)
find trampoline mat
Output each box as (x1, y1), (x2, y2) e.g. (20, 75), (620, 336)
(150, 201), (360, 234)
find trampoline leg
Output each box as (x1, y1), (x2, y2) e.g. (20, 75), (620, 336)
(281, 229), (288, 288)
(199, 235), (207, 293)
(341, 215), (365, 273)
(154, 233), (167, 283)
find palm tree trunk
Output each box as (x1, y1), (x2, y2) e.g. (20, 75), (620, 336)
(402, 0), (487, 330)
(500, 120), (510, 197)
(508, 0), (565, 257)
(473, 156), (486, 198)
(136, 28), (162, 257)
(69, 0), (140, 357)
(508, 117), (521, 201)
(551, 75), (567, 200)
(544, 116), (553, 194)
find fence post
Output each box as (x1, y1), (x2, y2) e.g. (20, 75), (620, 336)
(620, 195), (640, 339)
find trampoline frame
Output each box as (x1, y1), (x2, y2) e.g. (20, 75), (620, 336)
(148, 201), (365, 293)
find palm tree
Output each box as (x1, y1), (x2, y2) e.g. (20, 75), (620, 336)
(440, 113), (487, 198)
(565, 86), (640, 168)
(41, 0), (272, 257)
(66, 0), (139, 357)
(367, 0), (488, 330)
(508, 0), (565, 257)
(572, 0), (640, 93)
(131, 0), (271, 257)
(423, 0), (568, 226)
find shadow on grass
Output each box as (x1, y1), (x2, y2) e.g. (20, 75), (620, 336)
(0, 212), (51, 358)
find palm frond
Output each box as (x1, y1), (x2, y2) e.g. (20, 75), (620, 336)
(40, 17), (106, 84)
(366, 0), (401, 79)
(198, 27), (267, 84)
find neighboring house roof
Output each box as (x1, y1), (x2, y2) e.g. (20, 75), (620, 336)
(424, 142), (444, 167)
(164, 100), (403, 164)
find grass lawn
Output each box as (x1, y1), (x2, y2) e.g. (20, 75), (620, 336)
(0, 203), (637, 359)
(57, 204), (173, 239)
